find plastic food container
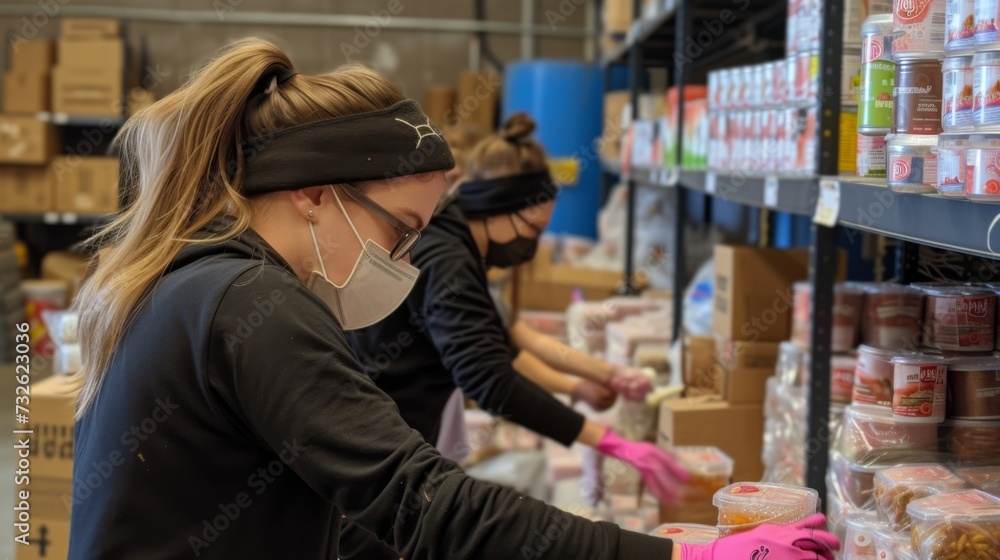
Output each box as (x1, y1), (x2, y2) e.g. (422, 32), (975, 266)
(945, 419), (1000, 463)
(792, 282), (865, 351)
(862, 284), (925, 349)
(893, 58), (945, 134)
(936, 133), (971, 196)
(873, 527), (915, 560)
(858, 133), (888, 178)
(947, 357), (1000, 419)
(976, 0), (1000, 49)
(920, 285), (997, 351)
(944, 56), (975, 131)
(967, 134), (1000, 201)
(891, 353), (948, 423)
(886, 134), (939, 193)
(778, 341), (809, 387)
(893, 0), (946, 57)
(853, 344), (896, 408)
(907, 490), (1000, 560)
(833, 353), (859, 404)
(649, 523), (719, 545)
(840, 404), (939, 464)
(844, 512), (882, 559)
(946, 0), (976, 54)
(974, 52), (1000, 131)
(673, 446), (734, 504)
(714, 483), (820, 537)
(873, 464), (966, 531)
(860, 14), (896, 135)
(955, 466), (1000, 497)
(831, 450), (883, 507)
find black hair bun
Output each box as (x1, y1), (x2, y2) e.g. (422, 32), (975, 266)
(500, 113), (536, 142)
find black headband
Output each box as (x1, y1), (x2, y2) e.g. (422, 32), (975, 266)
(456, 170), (558, 220)
(241, 99), (455, 195)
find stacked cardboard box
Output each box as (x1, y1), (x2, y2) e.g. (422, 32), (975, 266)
(16, 374), (77, 560)
(53, 18), (124, 116)
(51, 156), (120, 214)
(0, 220), (25, 362)
(4, 41), (54, 114)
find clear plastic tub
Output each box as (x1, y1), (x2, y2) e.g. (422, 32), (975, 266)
(714, 482), (819, 537)
(920, 285), (997, 352)
(840, 404), (939, 464)
(832, 353), (859, 405)
(853, 344), (896, 408)
(873, 527), (915, 560)
(907, 490), (1000, 560)
(967, 133), (1000, 201)
(947, 357), (1000, 419)
(648, 523), (719, 545)
(891, 353), (948, 424)
(954, 466), (1000, 497)
(886, 134), (939, 193)
(777, 341), (809, 387)
(936, 133), (970, 197)
(861, 284), (924, 349)
(973, 52), (1000, 131)
(844, 512), (882, 559)
(944, 419), (1000, 463)
(943, 57), (974, 132)
(873, 464), (966, 531)
(673, 446), (734, 504)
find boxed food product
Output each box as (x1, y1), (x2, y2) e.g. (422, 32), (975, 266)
(657, 399), (764, 482)
(947, 357), (1000, 419)
(873, 464), (966, 531)
(0, 116), (57, 164)
(0, 164), (54, 213)
(52, 156), (120, 214)
(944, 419), (1000, 464)
(649, 523), (719, 544)
(724, 367), (775, 405)
(672, 446), (734, 505)
(605, 319), (671, 366)
(513, 246), (642, 313)
(714, 482), (819, 537)
(844, 512), (883, 560)
(839, 404), (938, 464)
(954, 466), (1000, 497)
(907, 490), (1000, 560)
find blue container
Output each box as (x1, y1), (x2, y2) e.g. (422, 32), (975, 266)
(503, 61), (612, 239)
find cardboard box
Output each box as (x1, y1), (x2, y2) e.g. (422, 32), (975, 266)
(27, 374), (78, 480)
(51, 67), (123, 116)
(0, 116), (57, 164)
(509, 245), (642, 312)
(60, 17), (121, 39)
(659, 501), (718, 526)
(14, 515), (69, 560)
(128, 88), (156, 116)
(41, 251), (89, 304)
(602, 91), (630, 161)
(4, 72), (50, 114)
(0, 165), (54, 213)
(724, 367), (774, 405)
(658, 399), (764, 482)
(713, 246), (810, 342)
(683, 334), (717, 393)
(57, 39), (124, 76)
(455, 71), (499, 131)
(603, 0), (634, 34)
(16, 477), (73, 519)
(9, 41), (54, 73)
(715, 338), (781, 371)
(52, 156), (120, 214)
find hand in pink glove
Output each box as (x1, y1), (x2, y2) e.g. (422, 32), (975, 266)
(594, 428), (689, 504)
(607, 365), (653, 401)
(679, 514), (841, 560)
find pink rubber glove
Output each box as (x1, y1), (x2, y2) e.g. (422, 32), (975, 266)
(594, 428), (689, 503)
(679, 514), (841, 560)
(607, 365), (654, 401)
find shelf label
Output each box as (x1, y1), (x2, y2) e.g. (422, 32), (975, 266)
(764, 176), (779, 207)
(61, 213), (78, 225)
(42, 212), (59, 225)
(814, 179), (841, 226)
(705, 172), (717, 194)
(52, 113), (69, 125)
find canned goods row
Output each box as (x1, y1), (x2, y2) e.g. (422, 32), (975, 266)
(941, 51), (1000, 132)
(787, 0), (891, 55)
(906, 0), (1000, 55)
(879, 132), (1000, 200)
(705, 53), (858, 111)
(707, 106), (818, 174)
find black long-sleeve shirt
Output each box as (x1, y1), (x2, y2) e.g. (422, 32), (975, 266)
(68, 223), (673, 559)
(348, 200), (586, 448)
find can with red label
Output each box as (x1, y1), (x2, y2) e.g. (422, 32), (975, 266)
(943, 55), (974, 131)
(893, 0), (946, 57)
(973, 51), (1000, 130)
(975, 0), (1000, 49)
(936, 133), (969, 196)
(967, 133), (1000, 201)
(891, 354), (948, 423)
(945, 0), (976, 54)
(887, 133), (939, 192)
(794, 51), (819, 101)
(919, 284), (998, 351)
(739, 66), (753, 108)
(857, 133), (888, 177)
(773, 59), (789, 106)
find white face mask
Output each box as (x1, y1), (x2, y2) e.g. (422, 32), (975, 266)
(306, 187), (420, 330)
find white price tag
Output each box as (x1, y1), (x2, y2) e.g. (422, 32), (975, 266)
(61, 213), (78, 225)
(813, 179), (841, 226)
(705, 172), (717, 194)
(764, 176), (779, 207)
(42, 212), (59, 225)
(52, 113), (69, 125)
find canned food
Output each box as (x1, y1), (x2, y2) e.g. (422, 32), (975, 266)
(886, 134), (939, 192)
(858, 133), (888, 177)
(751, 64), (765, 108)
(708, 71), (721, 110)
(893, 0), (946, 57)
(891, 353), (948, 424)
(833, 354), (859, 404)
(773, 59), (789, 106)
(840, 107), (859, 174)
(945, 0), (976, 54)
(973, 51), (1000, 130)
(787, 0), (803, 54)
(799, 105), (818, 173)
(739, 66), (753, 108)
(709, 112), (728, 169)
(947, 357), (1000, 419)
(893, 57), (944, 134)
(853, 344), (896, 408)
(796, 52), (819, 101)
(860, 15), (896, 135)
(968, 134), (1000, 201)
(975, 0), (1000, 48)
(943, 56), (974, 131)
(919, 284), (998, 351)
(936, 133), (970, 196)
(761, 62), (775, 107)
(719, 69), (734, 109)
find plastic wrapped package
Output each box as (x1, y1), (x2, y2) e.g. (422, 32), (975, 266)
(873, 527), (915, 560)
(844, 512), (884, 560)
(873, 465), (966, 531)
(954, 466), (1000, 497)
(41, 309), (78, 346)
(672, 446), (734, 505)
(714, 482), (819, 537)
(616, 398), (658, 442)
(907, 490), (1000, 560)
(566, 298), (669, 355)
(681, 259), (715, 336)
(649, 523), (719, 544)
(943, 419), (1000, 464)
(839, 404), (939, 465)
(777, 341), (809, 387)
(829, 449), (881, 508)
(517, 310), (568, 339)
(827, 476), (864, 550)
(605, 318), (671, 366)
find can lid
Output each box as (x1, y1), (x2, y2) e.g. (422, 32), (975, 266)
(713, 482), (819, 508)
(915, 283), (997, 297)
(906, 490), (1000, 523)
(857, 344), (896, 360)
(942, 55), (974, 70)
(973, 51), (1000, 65)
(672, 446), (735, 477)
(893, 51), (945, 62)
(890, 352), (947, 366)
(947, 356), (1000, 371)
(945, 418), (1000, 428)
(873, 464), (964, 489)
(860, 13), (892, 34)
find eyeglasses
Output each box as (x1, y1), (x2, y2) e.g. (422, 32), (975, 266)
(512, 212), (543, 236)
(337, 185), (420, 261)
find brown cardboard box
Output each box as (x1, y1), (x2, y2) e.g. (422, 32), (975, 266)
(603, 0), (635, 34)
(0, 116), (57, 164)
(423, 85), (457, 128)
(16, 477), (73, 518)
(27, 375), (77, 480)
(712, 245), (810, 342)
(658, 399), (764, 482)
(9, 41), (54, 73)
(60, 17), (121, 39)
(602, 91), (630, 161)
(128, 88), (157, 116)
(509, 244), (642, 312)
(455, 71), (499, 131)
(14, 515), (69, 560)
(659, 501), (718, 526)
(724, 367), (774, 405)
(56, 39), (124, 76)
(52, 156), (120, 214)
(52, 67), (123, 116)
(0, 165), (53, 212)
(41, 251), (89, 304)
(715, 338), (781, 371)
(4, 72), (50, 114)
(683, 334), (717, 393)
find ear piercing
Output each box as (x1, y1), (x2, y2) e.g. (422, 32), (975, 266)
(308, 210), (315, 218)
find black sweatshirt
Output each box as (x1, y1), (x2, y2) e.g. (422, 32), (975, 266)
(68, 223), (673, 560)
(347, 200), (586, 448)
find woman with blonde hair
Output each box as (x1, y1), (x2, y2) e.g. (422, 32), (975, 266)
(70, 38), (837, 560)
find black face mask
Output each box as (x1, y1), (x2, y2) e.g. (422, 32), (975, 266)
(484, 214), (541, 268)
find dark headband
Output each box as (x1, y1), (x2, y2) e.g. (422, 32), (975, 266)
(456, 170), (558, 220)
(241, 99), (455, 194)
